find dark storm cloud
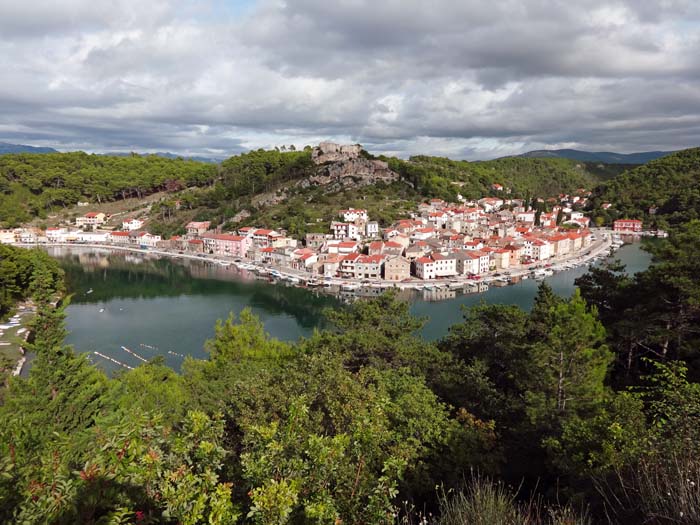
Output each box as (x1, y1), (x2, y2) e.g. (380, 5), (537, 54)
(0, 0), (698, 158)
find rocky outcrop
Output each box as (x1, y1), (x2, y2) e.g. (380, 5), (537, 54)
(307, 142), (399, 189)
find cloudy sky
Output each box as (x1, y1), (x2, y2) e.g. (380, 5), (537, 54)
(1, 0), (699, 159)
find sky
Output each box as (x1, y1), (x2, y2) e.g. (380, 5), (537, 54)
(0, 0), (699, 160)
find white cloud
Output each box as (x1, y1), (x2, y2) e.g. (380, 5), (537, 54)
(0, 0), (698, 159)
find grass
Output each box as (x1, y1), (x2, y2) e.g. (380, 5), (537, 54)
(28, 189), (189, 229)
(399, 475), (592, 525)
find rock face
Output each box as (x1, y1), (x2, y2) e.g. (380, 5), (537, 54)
(308, 142), (398, 189)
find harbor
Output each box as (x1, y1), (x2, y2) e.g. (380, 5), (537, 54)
(24, 227), (625, 304)
(39, 239), (652, 374)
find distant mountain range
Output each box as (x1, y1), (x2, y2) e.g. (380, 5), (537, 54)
(0, 142), (59, 154)
(107, 151), (221, 163)
(0, 142), (220, 163)
(0, 141), (679, 165)
(508, 148), (676, 164)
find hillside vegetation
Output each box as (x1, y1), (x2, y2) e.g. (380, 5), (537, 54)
(0, 152), (218, 227)
(387, 155), (601, 201)
(510, 148), (675, 164)
(2, 147), (619, 233)
(5, 148), (700, 522)
(150, 150), (613, 237)
(588, 147), (700, 227)
(3, 222), (700, 523)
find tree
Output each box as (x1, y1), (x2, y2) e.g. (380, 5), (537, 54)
(526, 289), (611, 425)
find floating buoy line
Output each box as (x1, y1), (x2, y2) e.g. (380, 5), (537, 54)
(93, 351), (133, 370)
(91, 344), (184, 371)
(121, 346), (148, 363)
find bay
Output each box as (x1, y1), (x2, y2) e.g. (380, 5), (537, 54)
(47, 242), (652, 373)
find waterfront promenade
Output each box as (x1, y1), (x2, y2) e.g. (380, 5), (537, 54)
(18, 228), (616, 295)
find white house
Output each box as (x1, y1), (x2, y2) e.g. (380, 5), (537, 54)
(331, 221), (361, 240)
(365, 221), (379, 238)
(415, 253), (457, 279)
(45, 228), (66, 242)
(135, 232), (162, 248)
(516, 211), (536, 223)
(0, 230), (16, 244)
(477, 198), (504, 212)
(122, 218), (144, 231)
(340, 208), (368, 222)
(77, 231), (110, 244)
(530, 239), (552, 261)
(76, 212), (106, 229)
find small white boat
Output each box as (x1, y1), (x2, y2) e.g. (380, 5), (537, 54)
(99, 308), (105, 313)
(86, 289), (93, 294)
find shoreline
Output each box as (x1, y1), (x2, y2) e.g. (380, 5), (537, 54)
(17, 229), (618, 297)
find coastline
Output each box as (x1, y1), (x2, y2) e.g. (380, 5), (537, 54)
(17, 228), (618, 297)
(0, 301), (36, 378)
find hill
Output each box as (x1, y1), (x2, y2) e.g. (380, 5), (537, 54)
(387, 155), (603, 200)
(0, 142), (59, 155)
(108, 151), (221, 163)
(510, 148), (675, 164)
(587, 147), (700, 228)
(1, 143), (620, 235)
(0, 152), (217, 227)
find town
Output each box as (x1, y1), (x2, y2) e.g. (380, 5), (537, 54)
(0, 190), (649, 294)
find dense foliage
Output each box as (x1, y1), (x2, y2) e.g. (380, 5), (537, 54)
(588, 147), (700, 227)
(387, 155), (600, 202)
(0, 244), (63, 319)
(5, 147), (700, 522)
(6, 236), (700, 523)
(0, 152), (217, 227)
(142, 148), (605, 236)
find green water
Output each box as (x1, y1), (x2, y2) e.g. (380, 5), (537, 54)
(48, 243), (652, 373)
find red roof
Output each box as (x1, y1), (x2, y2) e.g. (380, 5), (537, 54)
(188, 239), (204, 244)
(85, 212), (101, 218)
(416, 257), (433, 264)
(358, 254), (385, 264)
(203, 234), (245, 241)
(111, 231), (130, 237)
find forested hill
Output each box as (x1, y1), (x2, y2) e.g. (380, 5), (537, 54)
(388, 155), (611, 200)
(588, 146), (700, 228)
(508, 148), (675, 164)
(0, 142), (58, 155)
(0, 152), (218, 227)
(1, 146), (621, 231)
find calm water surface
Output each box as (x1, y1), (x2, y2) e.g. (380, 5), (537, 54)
(47, 243), (652, 373)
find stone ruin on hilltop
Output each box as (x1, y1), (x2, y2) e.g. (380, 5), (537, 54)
(311, 142), (363, 164)
(306, 142), (399, 190)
